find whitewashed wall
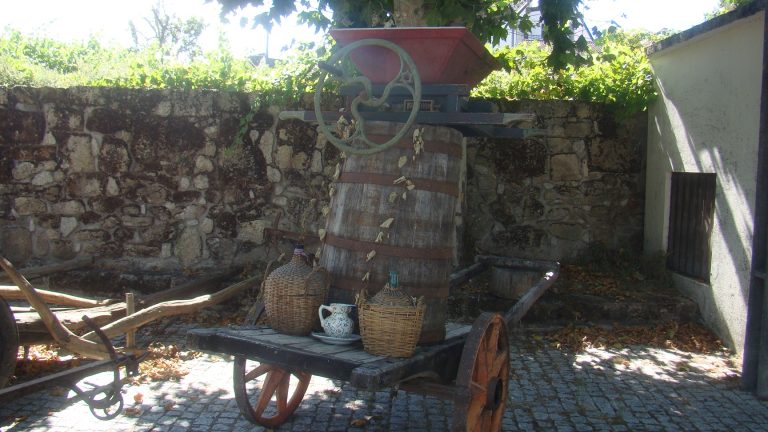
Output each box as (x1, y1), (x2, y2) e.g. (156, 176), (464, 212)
(645, 11), (765, 353)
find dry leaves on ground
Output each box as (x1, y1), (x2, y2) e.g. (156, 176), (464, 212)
(554, 265), (638, 300)
(126, 343), (198, 384)
(539, 322), (727, 354)
(13, 345), (84, 383)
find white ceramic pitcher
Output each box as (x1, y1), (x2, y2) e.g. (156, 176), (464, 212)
(318, 303), (355, 338)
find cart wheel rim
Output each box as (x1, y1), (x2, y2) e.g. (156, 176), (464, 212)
(452, 313), (509, 432)
(233, 357), (311, 428)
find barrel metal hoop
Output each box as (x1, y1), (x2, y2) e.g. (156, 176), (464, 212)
(337, 172), (460, 197)
(324, 233), (453, 260)
(332, 276), (450, 298)
(366, 134), (463, 158)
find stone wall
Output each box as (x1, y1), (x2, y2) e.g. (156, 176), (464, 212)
(0, 87), (645, 274)
(465, 100), (646, 261)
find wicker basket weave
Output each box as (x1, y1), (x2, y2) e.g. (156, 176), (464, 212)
(357, 285), (425, 358)
(263, 249), (329, 336)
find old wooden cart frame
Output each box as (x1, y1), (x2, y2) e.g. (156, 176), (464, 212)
(188, 256), (559, 431)
(0, 256), (255, 419)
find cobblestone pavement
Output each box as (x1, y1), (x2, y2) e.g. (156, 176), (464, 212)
(1, 321), (767, 432)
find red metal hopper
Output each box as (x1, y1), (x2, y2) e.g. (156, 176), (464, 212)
(329, 27), (500, 87)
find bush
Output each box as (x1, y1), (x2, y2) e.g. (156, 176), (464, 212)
(1, 28), (659, 117)
(473, 29), (661, 117)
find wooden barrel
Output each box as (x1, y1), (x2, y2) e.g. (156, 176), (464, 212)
(319, 121), (464, 344)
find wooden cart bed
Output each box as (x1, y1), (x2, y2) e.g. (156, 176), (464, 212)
(187, 321), (471, 391)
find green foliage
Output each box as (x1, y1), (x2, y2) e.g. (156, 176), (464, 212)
(2, 27), (655, 118)
(0, 28), (333, 103)
(216, 0), (584, 70)
(708, 0), (753, 17)
(473, 29), (660, 117)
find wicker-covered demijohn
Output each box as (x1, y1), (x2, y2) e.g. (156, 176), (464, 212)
(263, 246), (330, 335)
(357, 271), (425, 358)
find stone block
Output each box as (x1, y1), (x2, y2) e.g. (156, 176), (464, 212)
(60, 217), (78, 237)
(1, 226), (32, 265)
(200, 218), (214, 234)
(175, 226), (202, 266)
(92, 197), (124, 213)
(65, 134), (96, 173)
(14, 197), (47, 215)
(238, 219), (268, 244)
(138, 184), (168, 205)
(66, 174), (102, 197)
(0, 109), (45, 144)
(587, 138), (641, 173)
(170, 191), (200, 206)
(564, 120), (594, 137)
(72, 229), (110, 242)
(125, 244), (160, 257)
(12, 161), (35, 180)
(86, 108), (131, 134)
(193, 174), (209, 190)
(106, 177), (120, 196)
(44, 105), (83, 131)
(52, 200), (85, 216)
(50, 239), (77, 260)
(550, 154), (583, 181)
(195, 155), (214, 173)
(276, 145), (293, 170)
(121, 215), (154, 227)
(99, 137), (131, 174)
(31, 171), (54, 186)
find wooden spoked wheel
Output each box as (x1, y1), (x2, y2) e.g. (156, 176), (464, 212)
(0, 296), (18, 388)
(452, 313), (510, 432)
(233, 358), (312, 428)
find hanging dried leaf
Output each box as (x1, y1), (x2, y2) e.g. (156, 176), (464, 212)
(315, 247), (322, 260)
(362, 272), (370, 282)
(393, 176), (407, 185)
(322, 206), (330, 217)
(375, 231), (384, 243)
(380, 218), (394, 229)
(366, 250), (377, 262)
(329, 186), (336, 198)
(388, 191), (399, 203)
(406, 184), (416, 191)
(318, 229), (326, 241)
(402, 191), (407, 200)
(398, 155), (408, 168)
(333, 163), (341, 180)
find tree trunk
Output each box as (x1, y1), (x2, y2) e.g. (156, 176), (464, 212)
(394, 0), (429, 26)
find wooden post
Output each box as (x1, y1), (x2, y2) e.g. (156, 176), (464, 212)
(125, 292), (135, 350)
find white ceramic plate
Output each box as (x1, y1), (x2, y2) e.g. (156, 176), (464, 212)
(311, 331), (362, 345)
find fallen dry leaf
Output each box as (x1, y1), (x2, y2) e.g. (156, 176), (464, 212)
(123, 407), (141, 417)
(540, 322), (727, 354)
(133, 392), (144, 404)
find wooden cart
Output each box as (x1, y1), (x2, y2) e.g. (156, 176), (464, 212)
(0, 256), (256, 418)
(187, 257), (559, 431)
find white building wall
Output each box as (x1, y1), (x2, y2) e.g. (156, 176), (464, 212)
(645, 12), (764, 354)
